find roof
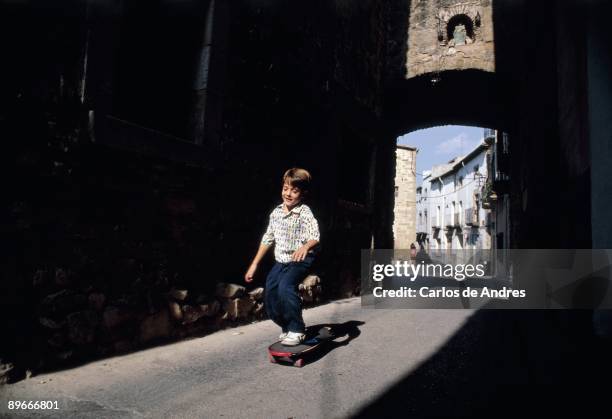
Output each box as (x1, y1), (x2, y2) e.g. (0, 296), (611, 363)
(430, 138), (490, 180)
(431, 163), (454, 178)
(396, 144), (418, 151)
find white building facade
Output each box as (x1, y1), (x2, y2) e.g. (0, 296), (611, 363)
(416, 139), (493, 250)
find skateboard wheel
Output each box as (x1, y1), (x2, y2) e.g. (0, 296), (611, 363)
(294, 359), (304, 368)
(268, 353), (277, 363)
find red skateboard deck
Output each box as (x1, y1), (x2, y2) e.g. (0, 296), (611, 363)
(268, 326), (335, 367)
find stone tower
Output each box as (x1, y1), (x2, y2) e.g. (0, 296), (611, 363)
(393, 145), (418, 249)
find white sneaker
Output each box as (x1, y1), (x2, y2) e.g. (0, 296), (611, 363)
(278, 332), (288, 341)
(281, 331), (306, 346)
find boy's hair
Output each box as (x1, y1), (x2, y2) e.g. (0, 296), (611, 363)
(282, 168), (312, 193)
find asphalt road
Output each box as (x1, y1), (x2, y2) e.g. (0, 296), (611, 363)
(0, 298), (475, 419)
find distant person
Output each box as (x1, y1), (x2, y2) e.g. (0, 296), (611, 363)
(245, 168), (320, 346)
(416, 247), (433, 264)
(410, 243), (417, 260)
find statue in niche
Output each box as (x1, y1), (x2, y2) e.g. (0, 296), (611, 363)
(453, 24), (467, 45)
(448, 23), (473, 47)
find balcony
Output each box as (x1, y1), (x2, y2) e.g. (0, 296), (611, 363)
(481, 182), (497, 209)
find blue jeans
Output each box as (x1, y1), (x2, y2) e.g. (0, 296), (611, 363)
(264, 255), (314, 334)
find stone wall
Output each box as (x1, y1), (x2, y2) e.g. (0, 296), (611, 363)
(1, 274), (322, 383)
(393, 146), (417, 249)
(406, 0), (495, 78)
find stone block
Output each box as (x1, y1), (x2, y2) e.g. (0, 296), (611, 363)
(215, 282), (246, 299)
(253, 302), (265, 318)
(301, 291), (315, 303)
(168, 301), (183, 321)
(248, 287), (264, 301)
(199, 300), (220, 317)
(222, 297), (256, 320)
(140, 309), (172, 343)
(301, 275), (320, 288)
(169, 288), (188, 301)
(181, 304), (216, 325)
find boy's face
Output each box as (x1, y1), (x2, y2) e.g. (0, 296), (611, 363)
(282, 181), (303, 209)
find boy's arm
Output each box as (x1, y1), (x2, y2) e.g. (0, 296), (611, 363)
(245, 243), (271, 283)
(245, 215), (275, 282)
(251, 243), (272, 266)
(292, 239), (318, 261)
(261, 215), (275, 247)
(303, 239), (319, 250)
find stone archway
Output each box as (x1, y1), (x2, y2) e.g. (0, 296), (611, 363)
(386, 69), (516, 138)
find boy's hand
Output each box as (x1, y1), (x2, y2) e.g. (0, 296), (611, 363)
(292, 245), (310, 262)
(245, 264), (257, 283)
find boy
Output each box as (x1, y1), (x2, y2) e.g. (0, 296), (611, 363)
(244, 168), (320, 346)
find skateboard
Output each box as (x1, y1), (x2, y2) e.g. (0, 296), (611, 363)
(268, 326), (335, 367)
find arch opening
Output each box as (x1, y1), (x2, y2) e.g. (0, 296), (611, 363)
(392, 125), (512, 256)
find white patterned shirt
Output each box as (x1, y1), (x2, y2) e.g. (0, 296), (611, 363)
(261, 203), (320, 263)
